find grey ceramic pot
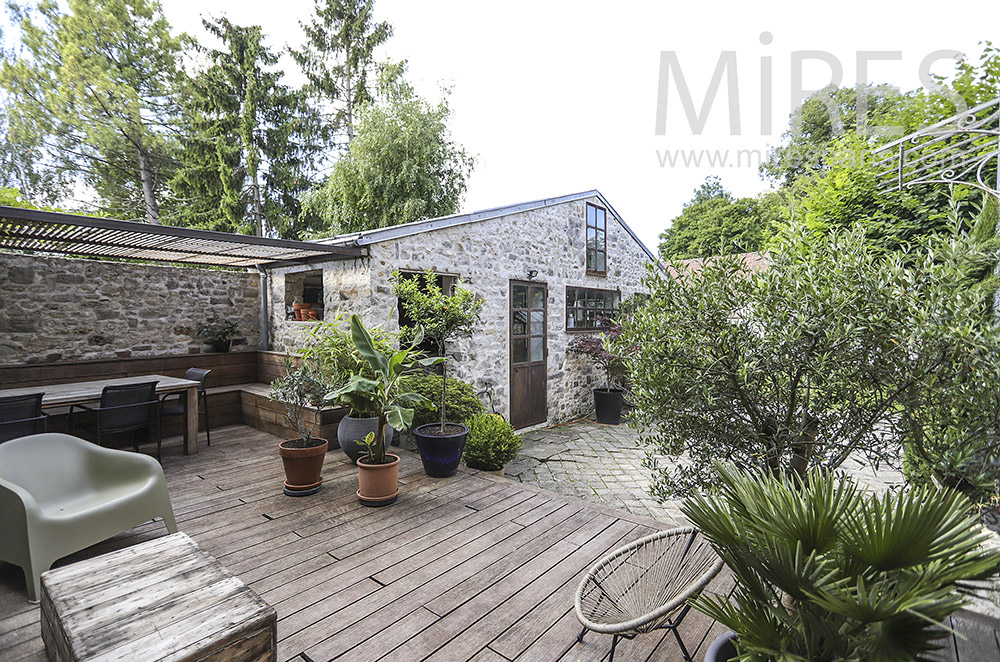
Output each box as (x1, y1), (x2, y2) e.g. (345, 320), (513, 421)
(337, 414), (394, 463)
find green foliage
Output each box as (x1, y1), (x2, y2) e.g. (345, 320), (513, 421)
(398, 373), (484, 430)
(620, 221), (1000, 498)
(463, 413), (523, 471)
(167, 17), (322, 238)
(325, 313), (444, 463)
(196, 315), (238, 342)
(303, 70), (474, 235)
(393, 269), (483, 431)
(684, 464), (1000, 662)
(290, 0), (392, 148)
(2, 0), (187, 221)
(296, 315), (397, 414)
(268, 355), (330, 444)
(658, 177), (785, 260)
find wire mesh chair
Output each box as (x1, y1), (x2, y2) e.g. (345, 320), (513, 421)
(159, 368), (212, 446)
(0, 393), (48, 443)
(575, 526), (723, 662)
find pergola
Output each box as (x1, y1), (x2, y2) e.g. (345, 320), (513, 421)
(0, 205), (367, 349)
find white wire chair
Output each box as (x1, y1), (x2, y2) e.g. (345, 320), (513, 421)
(574, 526), (724, 661)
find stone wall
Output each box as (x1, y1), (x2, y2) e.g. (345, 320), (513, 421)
(268, 194), (654, 427)
(0, 253), (261, 365)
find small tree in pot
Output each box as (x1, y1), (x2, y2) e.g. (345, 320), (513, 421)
(568, 315), (630, 425)
(392, 269), (484, 476)
(197, 315), (239, 352)
(269, 356), (331, 496)
(326, 314), (444, 506)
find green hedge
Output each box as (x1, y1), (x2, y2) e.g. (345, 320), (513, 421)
(463, 413), (523, 471)
(398, 373), (484, 429)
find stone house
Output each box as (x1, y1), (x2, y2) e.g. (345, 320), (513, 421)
(267, 190), (657, 429)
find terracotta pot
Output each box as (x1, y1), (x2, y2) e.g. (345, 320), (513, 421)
(305, 309), (319, 321)
(357, 453), (400, 506)
(279, 438), (328, 496)
(292, 302), (311, 321)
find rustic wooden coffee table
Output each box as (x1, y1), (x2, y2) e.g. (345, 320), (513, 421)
(40, 532), (276, 662)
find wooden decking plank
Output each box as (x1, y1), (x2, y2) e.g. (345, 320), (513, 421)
(422, 509), (606, 617)
(427, 518), (641, 661)
(323, 606), (440, 662)
(380, 539), (584, 660)
(275, 577), (381, 647)
(490, 522), (657, 660)
(951, 609), (1000, 662)
(468, 647), (513, 662)
(294, 505), (594, 661)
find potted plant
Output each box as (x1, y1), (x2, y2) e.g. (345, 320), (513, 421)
(269, 356), (330, 496)
(326, 314), (443, 506)
(197, 315), (239, 353)
(567, 316), (629, 424)
(301, 317), (399, 463)
(684, 463), (1000, 662)
(393, 270), (484, 477)
(463, 412), (523, 475)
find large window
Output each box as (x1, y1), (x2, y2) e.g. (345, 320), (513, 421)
(566, 287), (619, 331)
(586, 203), (607, 275)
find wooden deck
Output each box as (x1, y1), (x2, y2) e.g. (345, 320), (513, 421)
(2, 425), (998, 661)
(0, 425), (731, 662)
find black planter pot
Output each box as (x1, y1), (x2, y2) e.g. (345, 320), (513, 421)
(414, 423), (468, 477)
(594, 388), (624, 425)
(337, 414), (394, 464)
(704, 631), (738, 662)
(210, 339), (232, 353)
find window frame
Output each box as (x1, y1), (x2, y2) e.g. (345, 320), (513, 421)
(565, 286), (619, 332)
(585, 203), (608, 276)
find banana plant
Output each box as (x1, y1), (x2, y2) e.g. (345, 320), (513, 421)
(684, 463), (1000, 662)
(326, 314), (444, 464)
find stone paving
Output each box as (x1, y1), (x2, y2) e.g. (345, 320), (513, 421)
(507, 417), (907, 528)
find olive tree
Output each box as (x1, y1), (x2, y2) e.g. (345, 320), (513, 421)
(620, 221), (1000, 498)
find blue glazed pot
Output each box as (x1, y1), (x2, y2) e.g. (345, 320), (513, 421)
(414, 423), (469, 477)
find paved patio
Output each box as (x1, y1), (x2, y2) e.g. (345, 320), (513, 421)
(508, 417), (907, 528)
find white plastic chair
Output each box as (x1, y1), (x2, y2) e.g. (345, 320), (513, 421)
(0, 433), (177, 602)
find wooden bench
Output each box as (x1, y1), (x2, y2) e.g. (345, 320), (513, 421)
(40, 532), (276, 662)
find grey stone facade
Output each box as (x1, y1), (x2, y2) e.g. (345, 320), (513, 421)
(268, 192), (655, 427)
(0, 254), (261, 364)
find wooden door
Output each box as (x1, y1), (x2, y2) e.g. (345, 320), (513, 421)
(510, 281), (547, 428)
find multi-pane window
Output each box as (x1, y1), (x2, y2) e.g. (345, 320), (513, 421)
(586, 203), (607, 274)
(566, 287), (619, 331)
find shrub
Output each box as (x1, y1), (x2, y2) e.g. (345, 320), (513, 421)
(398, 373), (484, 429)
(464, 413), (523, 471)
(684, 463), (1000, 661)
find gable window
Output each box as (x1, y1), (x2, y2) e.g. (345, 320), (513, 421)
(586, 203), (607, 275)
(566, 287), (619, 331)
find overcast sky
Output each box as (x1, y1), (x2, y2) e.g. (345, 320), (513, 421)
(142, 2), (1000, 249)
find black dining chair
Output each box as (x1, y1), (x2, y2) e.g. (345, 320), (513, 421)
(159, 368), (212, 447)
(0, 393), (48, 443)
(70, 381), (162, 460)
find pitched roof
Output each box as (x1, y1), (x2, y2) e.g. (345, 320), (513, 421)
(664, 252), (770, 277)
(315, 190), (658, 263)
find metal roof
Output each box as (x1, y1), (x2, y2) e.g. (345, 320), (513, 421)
(316, 190), (660, 264)
(0, 206), (366, 268)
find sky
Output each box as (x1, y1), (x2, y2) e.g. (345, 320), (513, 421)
(133, 2), (1000, 249)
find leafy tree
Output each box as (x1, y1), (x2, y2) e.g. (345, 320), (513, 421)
(658, 177), (785, 259)
(392, 269), (483, 433)
(620, 221), (1000, 498)
(167, 17), (322, 237)
(303, 68), (474, 235)
(2, 0), (187, 222)
(291, 0), (392, 147)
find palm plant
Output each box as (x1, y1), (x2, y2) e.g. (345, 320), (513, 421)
(325, 314), (443, 464)
(683, 463), (1000, 662)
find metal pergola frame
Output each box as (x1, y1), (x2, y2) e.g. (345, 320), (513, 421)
(874, 96), (1000, 196)
(0, 206), (366, 268)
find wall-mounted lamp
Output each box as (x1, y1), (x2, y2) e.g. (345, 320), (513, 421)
(527, 269), (538, 280)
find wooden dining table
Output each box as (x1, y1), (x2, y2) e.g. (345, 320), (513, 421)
(0, 375), (202, 455)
